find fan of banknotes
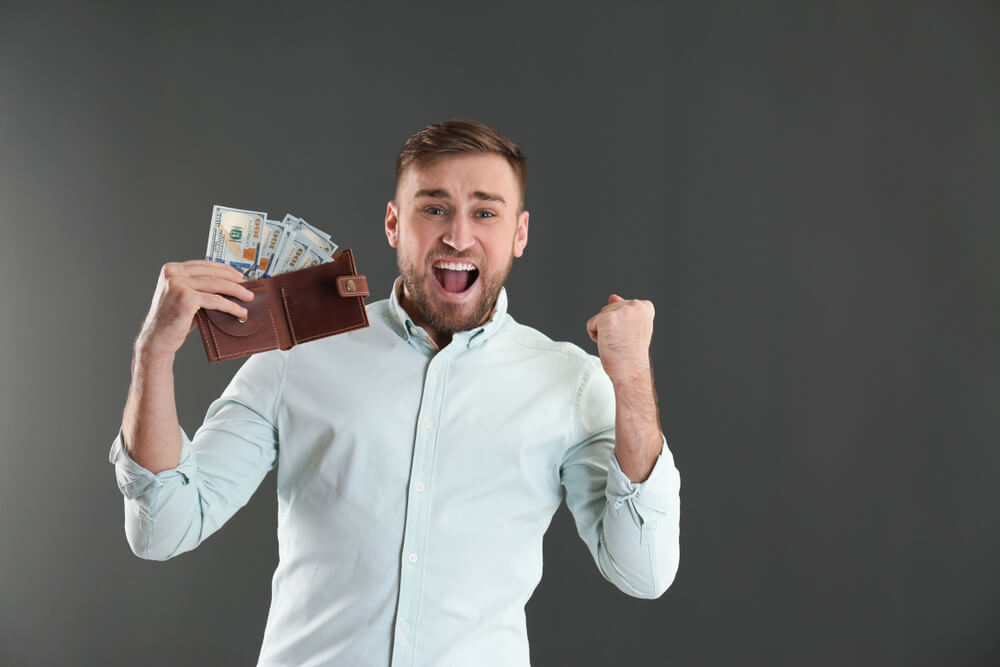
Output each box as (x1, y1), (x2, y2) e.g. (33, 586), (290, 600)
(205, 204), (339, 280)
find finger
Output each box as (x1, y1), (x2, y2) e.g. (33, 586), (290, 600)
(586, 314), (600, 342)
(609, 294), (625, 304)
(185, 275), (256, 301)
(205, 292), (250, 319)
(182, 260), (249, 282)
(163, 260), (248, 285)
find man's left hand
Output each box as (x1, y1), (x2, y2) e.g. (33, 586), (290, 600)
(586, 295), (655, 384)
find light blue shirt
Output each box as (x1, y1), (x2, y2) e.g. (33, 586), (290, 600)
(109, 278), (681, 666)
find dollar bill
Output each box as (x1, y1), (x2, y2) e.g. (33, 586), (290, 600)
(252, 218), (294, 279)
(268, 233), (334, 276)
(283, 214), (338, 257)
(206, 205), (266, 275)
(207, 205), (338, 279)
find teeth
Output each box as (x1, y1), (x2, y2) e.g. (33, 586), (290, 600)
(434, 261), (476, 271)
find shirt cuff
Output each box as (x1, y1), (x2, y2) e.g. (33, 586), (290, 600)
(606, 435), (679, 544)
(108, 429), (195, 501)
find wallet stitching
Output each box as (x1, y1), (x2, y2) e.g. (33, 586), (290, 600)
(209, 308), (280, 360)
(281, 289), (363, 343)
(284, 253), (368, 345)
(281, 288), (298, 343)
(292, 318), (366, 344)
(196, 311), (218, 360)
(336, 275), (370, 298)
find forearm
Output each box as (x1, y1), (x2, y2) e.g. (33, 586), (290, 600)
(112, 349), (283, 561)
(598, 435), (680, 598)
(121, 345), (183, 474)
(563, 358), (680, 599)
(611, 365), (663, 482)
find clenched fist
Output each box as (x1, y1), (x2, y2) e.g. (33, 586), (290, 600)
(135, 260), (256, 358)
(585, 294), (655, 384)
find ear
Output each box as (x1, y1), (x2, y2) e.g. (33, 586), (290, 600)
(385, 201), (399, 248)
(513, 209), (529, 258)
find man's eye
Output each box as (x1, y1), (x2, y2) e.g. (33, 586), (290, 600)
(475, 210), (496, 219)
(425, 206), (445, 216)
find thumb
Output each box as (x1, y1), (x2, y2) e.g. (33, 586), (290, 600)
(608, 294), (625, 304)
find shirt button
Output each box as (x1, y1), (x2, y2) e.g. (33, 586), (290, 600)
(423, 419), (433, 430)
(400, 621), (410, 633)
(408, 553), (418, 563)
(415, 482), (425, 493)
(432, 361), (441, 371)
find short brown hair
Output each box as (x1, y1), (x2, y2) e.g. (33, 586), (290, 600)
(395, 120), (528, 210)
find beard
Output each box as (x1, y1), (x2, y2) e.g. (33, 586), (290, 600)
(397, 244), (512, 335)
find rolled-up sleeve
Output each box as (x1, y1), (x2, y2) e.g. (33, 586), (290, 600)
(108, 348), (285, 561)
(561, 359), (681, 599)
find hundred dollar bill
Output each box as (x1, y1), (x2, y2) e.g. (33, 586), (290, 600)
(269, 233), (334, 276)
(206, 205), (266, 275)
(283, 214), (338, 258)
(252, 218), (294, 279)
(284, 214), (333, 242)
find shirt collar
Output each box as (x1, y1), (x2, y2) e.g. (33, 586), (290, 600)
(387, 276), (508, 350)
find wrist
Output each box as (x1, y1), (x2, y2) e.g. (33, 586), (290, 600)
(608, 359), (652, 389)
(133, 339), (177, 370)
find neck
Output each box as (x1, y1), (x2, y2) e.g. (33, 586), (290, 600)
(396, 280), (497, 350)
(397, 285), (451, 350)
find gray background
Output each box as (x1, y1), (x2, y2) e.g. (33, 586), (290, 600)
(0, 1), (995, 665)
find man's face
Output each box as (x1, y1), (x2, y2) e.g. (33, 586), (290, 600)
(385, 153), (529, 337)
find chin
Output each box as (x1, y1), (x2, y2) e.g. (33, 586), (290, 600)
(408, 273), (496, 334)
(398, 251), (512, 335)
(423, 288), (490, 333)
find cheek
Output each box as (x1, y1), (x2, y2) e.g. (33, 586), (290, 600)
(486, 228), (519, 261)
(408, 222), (441, 251)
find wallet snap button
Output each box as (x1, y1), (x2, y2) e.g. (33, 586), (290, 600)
(346, 279), (356, 292)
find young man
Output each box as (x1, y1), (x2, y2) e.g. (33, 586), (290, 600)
(110, 120), (680, 666)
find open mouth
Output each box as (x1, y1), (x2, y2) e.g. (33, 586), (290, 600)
(432, 259), (480, 294)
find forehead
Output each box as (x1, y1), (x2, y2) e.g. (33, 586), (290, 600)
(398, 153), (520, 199)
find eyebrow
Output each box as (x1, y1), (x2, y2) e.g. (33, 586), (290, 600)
(415, 189), (507, 205)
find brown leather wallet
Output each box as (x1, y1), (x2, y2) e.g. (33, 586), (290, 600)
(195, 248), (371, 363)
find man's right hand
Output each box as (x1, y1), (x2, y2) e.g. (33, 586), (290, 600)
(135, 260), (256, 358)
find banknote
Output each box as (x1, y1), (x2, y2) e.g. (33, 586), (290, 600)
(208, 205), (338, 279)
(283, 214), (338, 256)
(206, 205), (266, 275)
(253, 218), (294, 279)
(268, 233), (333, 276)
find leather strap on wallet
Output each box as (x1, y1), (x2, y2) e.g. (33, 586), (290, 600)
(195, 248), (370, 363)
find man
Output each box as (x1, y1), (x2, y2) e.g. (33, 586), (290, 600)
(109, 120), (680, 666)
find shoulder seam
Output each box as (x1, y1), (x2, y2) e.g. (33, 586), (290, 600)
(572, 357), (601, 444)
(507, 320), (591, 361)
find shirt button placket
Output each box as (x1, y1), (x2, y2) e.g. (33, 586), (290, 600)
(392, 355), (446, 666)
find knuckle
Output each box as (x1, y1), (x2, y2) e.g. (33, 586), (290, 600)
(176, 290), (196, 308)
(166, 276), (187, 296)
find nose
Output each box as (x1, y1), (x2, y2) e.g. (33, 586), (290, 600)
(442, 213), (475, 252)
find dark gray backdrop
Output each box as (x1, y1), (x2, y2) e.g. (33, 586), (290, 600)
(0, 2), (995, 665)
